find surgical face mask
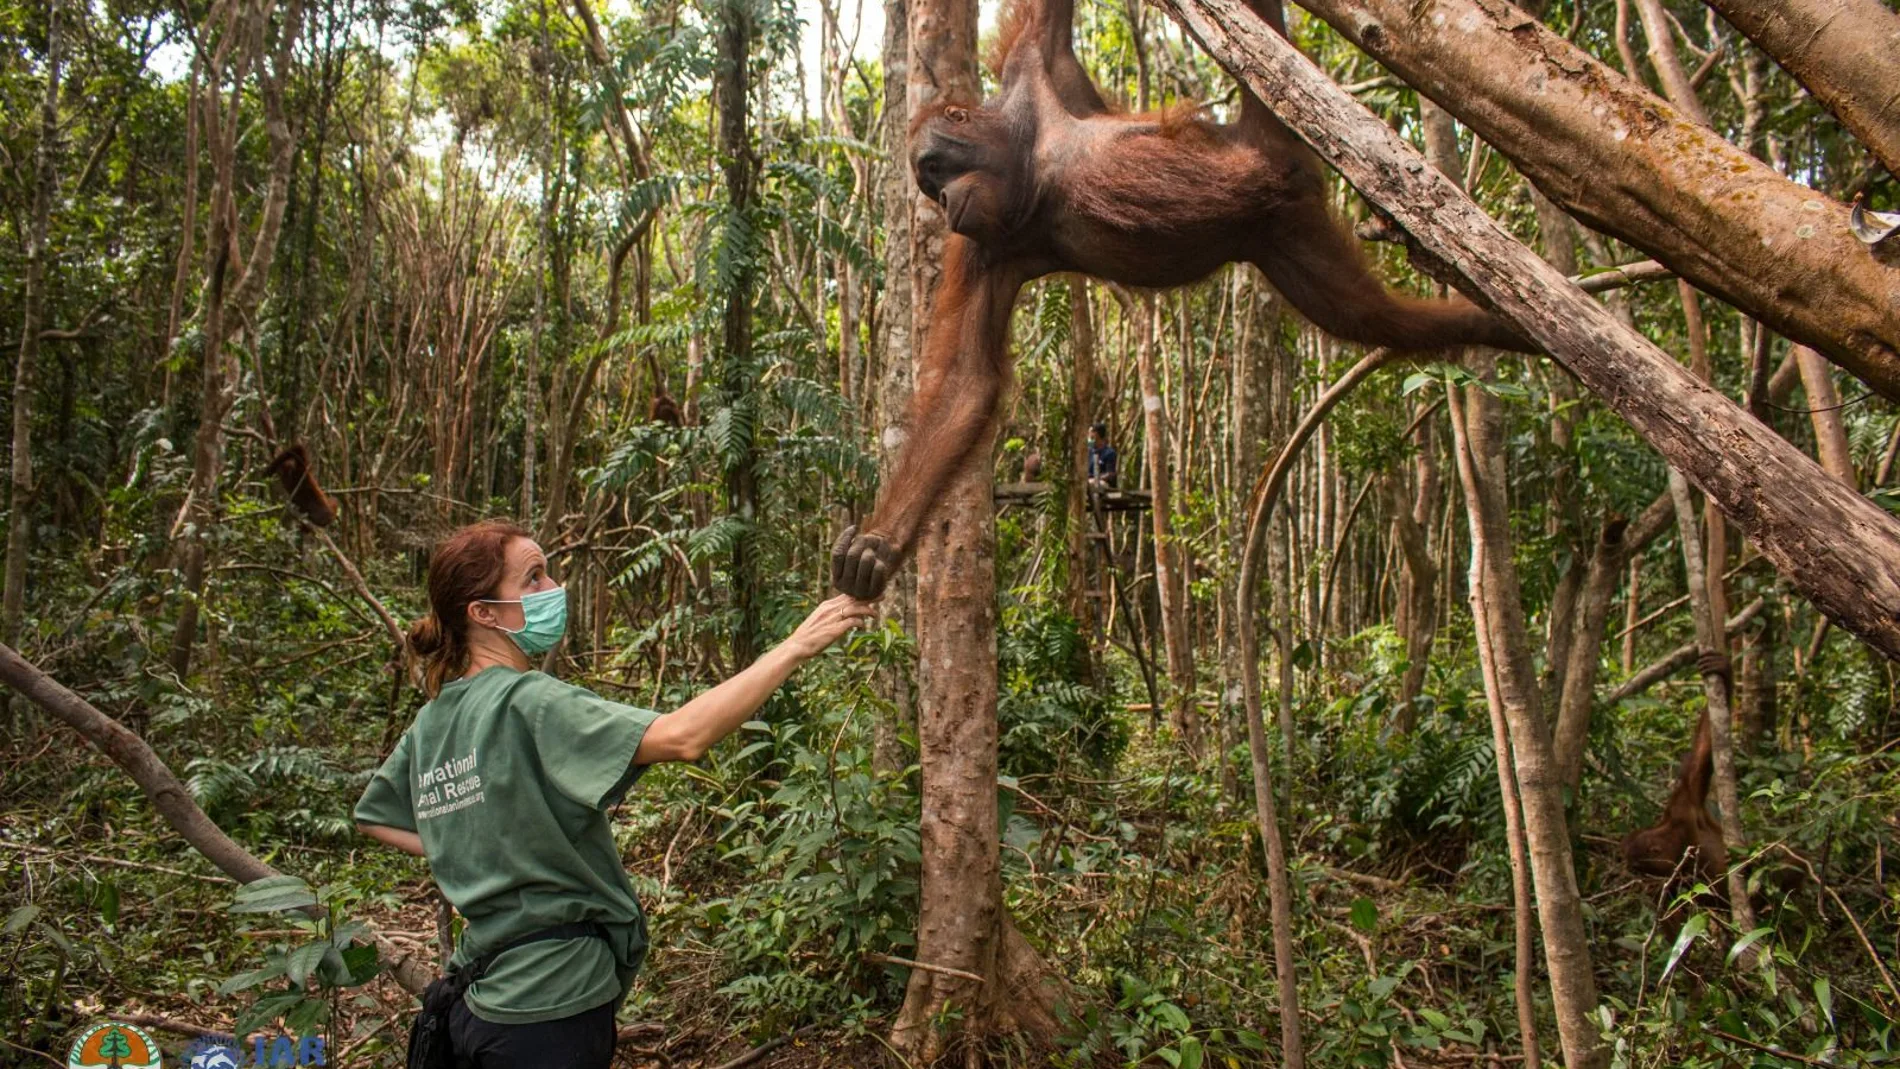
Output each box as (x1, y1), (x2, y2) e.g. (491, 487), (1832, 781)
(480, 585), (568, 655)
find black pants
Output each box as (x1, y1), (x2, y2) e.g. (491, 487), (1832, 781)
(448, 996), (617, 1069)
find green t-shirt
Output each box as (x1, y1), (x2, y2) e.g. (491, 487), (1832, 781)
(353, 665), (662, 1024)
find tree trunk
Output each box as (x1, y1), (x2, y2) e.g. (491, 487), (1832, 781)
(1552, 495), (1672, 791)
(717, 0), (760, 665)
(1700, 0), (1900, 177)
(1666, 470), (1761, 946)
(0, 642), (437, 998)
(872, 0), (917, 778)
(1265, 0), (1900, 399)
(1453, 388), (1543, 1069)
(1065, 282), (1097, 640)
(170, 0), (303, 680)
(1160, 0), (1900, 664)
(3, 0), (63, 667)
(1448, 364), (1606, 1069)
(888, 0), (1063, 1055)
(1134, 296), (1200, 756)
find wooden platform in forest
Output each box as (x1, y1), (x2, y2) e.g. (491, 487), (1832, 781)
(993, 482), (1152, 512)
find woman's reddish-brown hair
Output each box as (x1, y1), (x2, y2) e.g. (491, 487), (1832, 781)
(408, 520), (531, 697)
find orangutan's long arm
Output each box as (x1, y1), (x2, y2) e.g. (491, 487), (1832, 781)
(832, 238), (1024, 599)
(1037, 0), (1110, 117)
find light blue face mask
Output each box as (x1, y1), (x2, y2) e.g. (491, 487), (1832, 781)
(481, 585), (568, 656)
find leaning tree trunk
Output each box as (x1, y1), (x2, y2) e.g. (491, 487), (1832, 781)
(1270, 0), (1900, 401)
(3, 0), (62, 676)
(1162, 0), (1900, 665)
(1698, 0), (1900, 178)
(0, 643), (437, 997)
(1449, 363), (1606, 1069)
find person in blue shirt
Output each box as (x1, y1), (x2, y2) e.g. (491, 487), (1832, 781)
(1087, 422), (1118, 489)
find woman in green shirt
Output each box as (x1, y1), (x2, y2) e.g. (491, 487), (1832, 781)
(354, 520), (875, 1068)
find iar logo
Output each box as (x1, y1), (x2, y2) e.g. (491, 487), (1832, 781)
(179, 1035), (326, 1068)
(66, 1022), (163, 1069)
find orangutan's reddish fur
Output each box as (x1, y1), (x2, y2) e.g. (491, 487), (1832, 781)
(831, 0), (1532, 597)
(266, 443), (338, 528)
(1623, 709), (1727, 886)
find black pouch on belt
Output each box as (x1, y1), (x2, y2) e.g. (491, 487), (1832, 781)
(405, 920), (611, 1069)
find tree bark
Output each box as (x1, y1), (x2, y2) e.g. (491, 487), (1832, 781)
(3, 0), (63, 666)
(1269, 0), (1900, 400)
(1133, 295), (1200, 756)
(1160, 0), (1900, 664)
(717, 0), (760, 665)
(1552, 494), (1672, 791)
(1667, 470), (1761, 945)
(1449, 384), (1543, 1069)
(1065, 282), (1097, 638)
(872, 0), (918, 777)
(1449, 364), (1606, 1069)
(1699, 0), (1900, 178)
(887, 0), (1046, 1054)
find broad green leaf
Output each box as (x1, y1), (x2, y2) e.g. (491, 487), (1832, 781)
(1349, 897), (1378, 933)
(1661, 912), (1708, 982)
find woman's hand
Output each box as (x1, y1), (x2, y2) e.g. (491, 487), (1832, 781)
(785, 593), (880, 660)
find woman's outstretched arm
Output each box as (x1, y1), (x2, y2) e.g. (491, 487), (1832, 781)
(635, 593), (877, 764)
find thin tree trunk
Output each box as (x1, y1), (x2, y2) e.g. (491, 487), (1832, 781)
(717, 0), (760, 664)
(1065, 283), (1097, 638)
(1448, 364), (1606, 1069)
(871, 0), (917, 777)
(1455, 389), (1543, 1069)
(1666, 471), (1762, 947)
(170, 0), (304, 679)
(3, 0), (63, 668)
(1552, 495), (1672, 791)
(1133, 295), (1200, 756)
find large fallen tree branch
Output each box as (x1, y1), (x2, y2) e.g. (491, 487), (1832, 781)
(1162, 0), (1900, 664)
(1274, 0), (1900, 401)
(0, 641), (439, 997)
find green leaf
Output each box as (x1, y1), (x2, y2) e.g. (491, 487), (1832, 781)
(286, 942), (328, 988)
(339, 944), (382, 985)
(230, 875), (318, 914)
(1349, 897), (1378, 932)
(5, 904), (41, 935)
(1815, 978), (1835, 1030)
(1661, 912), (1708, 982)
(1726, 926), (1772, 967)
(96, 880), (120, 928)
(1177, 1036), (1204, 1069)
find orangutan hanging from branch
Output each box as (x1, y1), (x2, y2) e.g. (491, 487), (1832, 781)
(831, 0), (1532, 598)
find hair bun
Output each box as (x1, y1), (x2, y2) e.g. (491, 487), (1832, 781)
(407, 613), (445, 656)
